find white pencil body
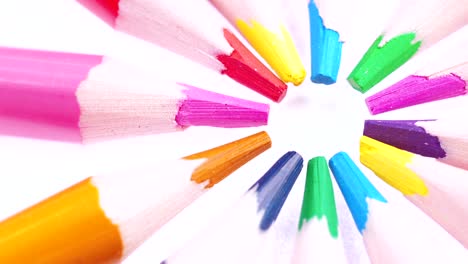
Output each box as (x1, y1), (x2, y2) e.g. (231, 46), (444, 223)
(406, 156), (468, 247)
(415, 29), (468, 80)
(211, 0), (283, 30)
(115, 0), (234, 71)
(382, 0), (468, 49)
(78, 58), (184, 141)
(417, 119), (468, 169)
(95, 158), (207, 257)
(364, 199), (468, 263)
(164, 191), (271, 264)
(292, 219), (347, 264)
(312, 0), (362, 41)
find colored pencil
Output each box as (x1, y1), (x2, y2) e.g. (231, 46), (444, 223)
(363, 119), (468, 170)
(329, 151), (468, 263)
(366, 35), (468, 114)
(0, 46), (269, 143)
(162, 151), (303, 264)
(348, 0), (468, 93)
(292, 156), (346, 264)
(360, 135), (468, 248)
(0, 131), (272, 263)
(308, 0), (343, 85)
(210, 0), (306, 85)
(76, 0), (287, 102)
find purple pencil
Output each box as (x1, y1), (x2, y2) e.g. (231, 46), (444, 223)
(363, 119), (468, 170)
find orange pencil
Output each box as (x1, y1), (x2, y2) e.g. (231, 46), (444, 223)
(0, 131), (271, 263)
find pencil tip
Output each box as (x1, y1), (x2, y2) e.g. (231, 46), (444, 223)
(309, 1), (342, 85)
(250, 151), (303, 231)
(348, 33), (421, 93)
(329, 152), (386, 233)
(298, 156), (339, 237)
(360, 136), (429, 196)
(366, 74), (467, 114)
(234, 20), (306, 85)
(176, 84), (269, 128)
(218, 29), (288, 102)
(184, 131), (272, 188)
(363, 119), (446, 158)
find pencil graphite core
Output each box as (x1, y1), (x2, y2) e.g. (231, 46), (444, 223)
(299, 157), (338, 237)
(348, 33), (421, 93)
(359, 136), (429, 195)
(308, 1), (342, 85)
(218, 29), (288, 102)
(366, 74), (467, 114)
(329, 152), (387, 233)
(251, 151), (303, 230)
(363, 119), (446, 158)
(185, 131), (272, 188)
(176, 84), (270, 128)
(236, 19), (306, 85)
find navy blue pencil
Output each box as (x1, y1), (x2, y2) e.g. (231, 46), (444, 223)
(162, 151), (303, 264)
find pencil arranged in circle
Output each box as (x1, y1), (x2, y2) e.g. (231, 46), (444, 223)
(348, 0), (468, 93)
(163, 151), (303, 264)
(0, 46), (269, 143)
(363, 119), (468, 170)
(292, 156), (346, 264)
(0, 131), (272, 264)
(366, 35), (468, 114)
(329, 151), (468, 263)
(210, 0), (306, 85)
(76, 0), (288, 102)
(308, 0), (343, 85)
(360, 135), (468, 248)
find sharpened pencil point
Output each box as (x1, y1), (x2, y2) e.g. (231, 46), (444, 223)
(366, 74), (467, 114)
(363, 120), (446, 158)
(348, 33), (421, 93)
(360, 136), (429, 195)
(309, 1), (342, 85)
(184, 131), (272, 188)
(235, 20), (306, 85)
(218, 29), (288, 102)
(329, 152), (386, 233)
(250, 151), (303, 231)
(176, 84), (269, 128)
(299, 157), (339, 237)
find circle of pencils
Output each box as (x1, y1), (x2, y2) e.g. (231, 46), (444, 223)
(0, 0), (467, 263)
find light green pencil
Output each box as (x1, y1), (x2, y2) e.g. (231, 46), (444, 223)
(348, 0), (468, 93)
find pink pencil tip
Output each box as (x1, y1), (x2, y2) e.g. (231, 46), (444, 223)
(366, 74), (467, 115)
(175, 84), (269, 128)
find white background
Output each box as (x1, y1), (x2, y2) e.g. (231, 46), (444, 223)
(0, 0), (466, 263)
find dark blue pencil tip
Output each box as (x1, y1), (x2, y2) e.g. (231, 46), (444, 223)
(329, 152), (386, 233)
(308, 1), (342, 85)
(250, 151), (303, 231)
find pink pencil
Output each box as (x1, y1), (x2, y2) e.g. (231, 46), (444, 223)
(0, 46), (269, 143)
(366, 30), (468, 114)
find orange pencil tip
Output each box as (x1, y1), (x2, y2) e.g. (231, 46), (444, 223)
(184, 131), (272, 187)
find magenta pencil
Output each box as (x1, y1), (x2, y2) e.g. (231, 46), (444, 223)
(366, 31), (468, 114)
(0, 46), (269, 143)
